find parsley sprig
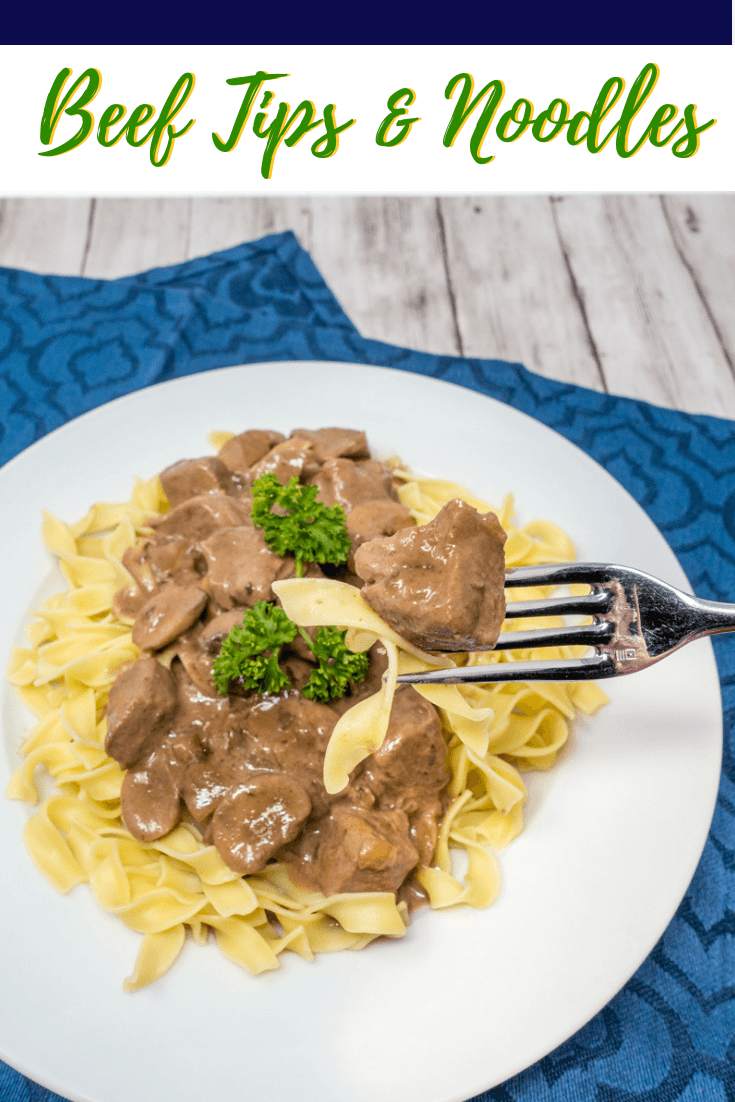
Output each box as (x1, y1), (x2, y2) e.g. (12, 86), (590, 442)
(212, 601), (369, 703)
(251, 473), (351, 577)
(212, 602), (296, 696)
(301, 626), (369, 704)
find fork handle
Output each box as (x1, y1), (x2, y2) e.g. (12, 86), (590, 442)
(686, 595), (735, 639)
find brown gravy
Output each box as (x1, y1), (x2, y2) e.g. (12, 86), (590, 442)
(106, 427), (458, 903)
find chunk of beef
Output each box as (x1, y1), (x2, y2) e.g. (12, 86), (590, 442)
(250, 440), (321, 484)
(369, 687), (448, 792)
(312, 806), (419, 895)
(340, 686), (448, 867)
(151, 494), (252, 542)
(211, 774), (312, 874)
(245, 696), (337, 816)
(406, 798), (445, 868)
(354, 498), (507, 651)
(168, 658), (236, 755)
(159, 456), (233, 508)
(361, 687), (448, 867)
(218, 429), (285, 475)
(132, 584), (208, 651)
(105, 656), (177, 768)
(289, 427), (370, 462)
(200, 526), (294, 609)
(346, 499), (414, 562)
(311, 458), (397, 512)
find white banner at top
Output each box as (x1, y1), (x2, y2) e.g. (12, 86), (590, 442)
(0, 43), (731, 194)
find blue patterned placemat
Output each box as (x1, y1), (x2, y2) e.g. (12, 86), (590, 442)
(1, 230), (734, 1102)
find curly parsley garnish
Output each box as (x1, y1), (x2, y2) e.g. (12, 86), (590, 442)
(212, 602), (297, 696)
(301, 626), (370, 704)
(212, 601), (369, 702)
(251, 473), (351, 577)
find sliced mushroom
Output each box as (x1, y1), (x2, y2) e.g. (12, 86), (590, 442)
(132, 585), (208, 651)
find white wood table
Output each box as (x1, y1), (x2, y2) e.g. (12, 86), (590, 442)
(0, 195), (733, 419)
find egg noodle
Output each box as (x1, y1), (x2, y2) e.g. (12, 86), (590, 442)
(5, 438), (607, 990)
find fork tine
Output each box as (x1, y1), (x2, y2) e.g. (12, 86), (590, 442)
(506, 589), (613, 619)
(492, 621), (614, 650)
(505, 563), (615, 588)
(397, 654), (615, 685)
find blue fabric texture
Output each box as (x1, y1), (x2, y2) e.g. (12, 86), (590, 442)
(1, 230), (734, 1102)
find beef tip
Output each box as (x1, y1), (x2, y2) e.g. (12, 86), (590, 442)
(150, 494), (252, 542)
(289, 427), (370, 462)
(168, 658), (235, 755)
(159, 456), (233, 508)
(370, 686), (448, 793)
(218, 430), (285, 475)
(342, 687), (448, 869)
(132, 585), (208, 651)
(245, 696), (338, 816)
(312, 806), (419, 895)
(120, 749), (183, 841)
(105, 656), (177, 768)
(311, 458), (397, 512)
(407, 798), (445, 868)
(250, 440), (321, 484)
(212, 773), (312, 874)
(346, 499), (414, 562)
(200, 526), (294, 609)
(354, 498), (507, 652)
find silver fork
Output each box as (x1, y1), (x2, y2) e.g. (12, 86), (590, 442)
(396, 563), (735, 685)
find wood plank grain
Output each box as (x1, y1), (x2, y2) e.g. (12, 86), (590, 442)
(437, 196), (605, 390)
(81, 198), (193, 278)
(660, 194), (735, 379)
(307, 197), (459, 355)
(3, 195), (734, 420)
(552, 194), (735, 417)
(191, 196), (460, 355)
(0, 198), (91, 274)
(189, 196), (315, 257)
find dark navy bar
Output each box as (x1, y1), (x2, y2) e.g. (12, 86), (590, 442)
(3, 0), (732, 45)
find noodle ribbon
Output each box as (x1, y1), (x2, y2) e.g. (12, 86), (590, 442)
(6, 452), (608, 989)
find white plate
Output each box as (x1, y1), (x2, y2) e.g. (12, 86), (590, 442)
(0, 362), (722, 1102)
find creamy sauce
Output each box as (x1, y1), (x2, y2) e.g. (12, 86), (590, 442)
(106, 427), (459, 904)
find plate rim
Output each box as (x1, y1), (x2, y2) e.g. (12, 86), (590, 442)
(0, 359), (723, 1102)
